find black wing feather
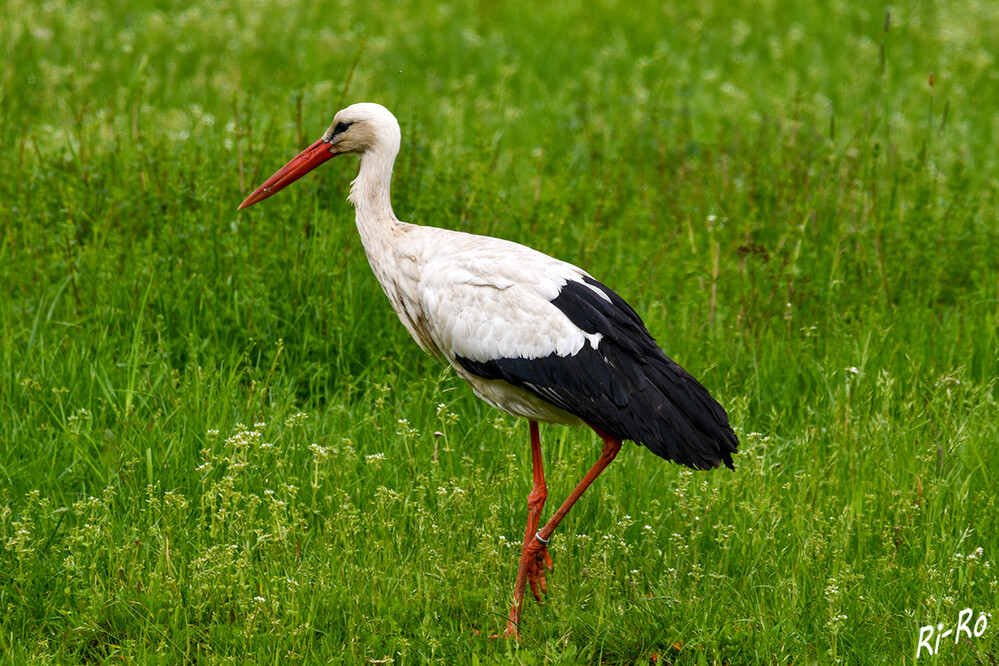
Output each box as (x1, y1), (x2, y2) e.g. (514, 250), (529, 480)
(457, 276), (738, 470)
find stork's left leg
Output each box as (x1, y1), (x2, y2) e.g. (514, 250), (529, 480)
(505, 427), (622, 637)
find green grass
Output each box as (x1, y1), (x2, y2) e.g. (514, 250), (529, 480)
(2, 0), (998, 663)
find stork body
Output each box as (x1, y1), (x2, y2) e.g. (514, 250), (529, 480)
(239, 103), (738, 636)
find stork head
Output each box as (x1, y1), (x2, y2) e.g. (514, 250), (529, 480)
(238, 102), (400, 210)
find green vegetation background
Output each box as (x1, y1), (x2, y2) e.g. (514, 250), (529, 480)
(1, 0), (997, 663)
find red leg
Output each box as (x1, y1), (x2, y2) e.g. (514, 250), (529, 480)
(523, 421), (551, 553)
(506, 426), (622, 637)
(506, 421), (551, 637)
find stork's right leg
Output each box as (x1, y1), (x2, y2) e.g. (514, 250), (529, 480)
(506, 421), (553, 637)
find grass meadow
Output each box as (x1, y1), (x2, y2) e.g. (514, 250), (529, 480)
(2, 0), (998, 663)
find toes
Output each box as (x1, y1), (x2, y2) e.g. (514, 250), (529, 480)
(528, 569), (543, 603)
(531, 545), (550, 598)
(521, 539), (554, 607)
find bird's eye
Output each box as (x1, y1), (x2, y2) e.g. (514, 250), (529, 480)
(333, 121), (351, 135)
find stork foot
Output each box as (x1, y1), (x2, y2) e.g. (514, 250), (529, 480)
(525, 538), (554, 603)
(505, 536), (554, 638)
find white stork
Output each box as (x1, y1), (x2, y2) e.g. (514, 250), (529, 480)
(238, 102), (738, 636)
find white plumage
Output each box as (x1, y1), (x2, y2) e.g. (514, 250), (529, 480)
(239, 102), (738, 637)
(418, 234), (607, 424)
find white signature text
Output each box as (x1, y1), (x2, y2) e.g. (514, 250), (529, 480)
(917, 608), (989, 659)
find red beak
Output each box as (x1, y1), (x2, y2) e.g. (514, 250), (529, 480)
(238, 138), (337, 209)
